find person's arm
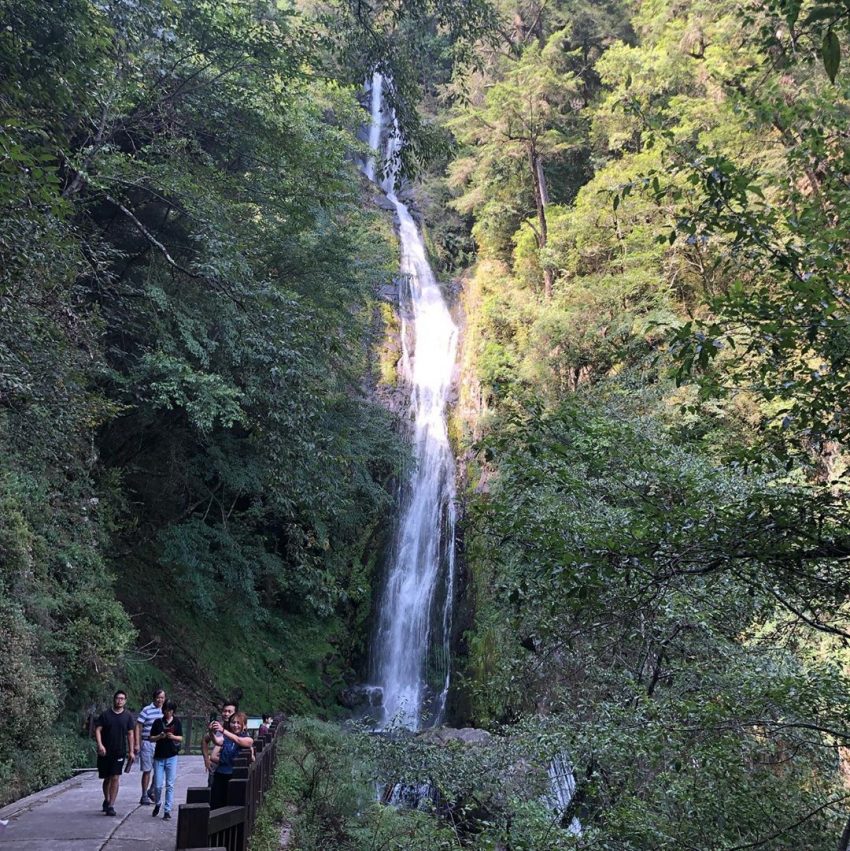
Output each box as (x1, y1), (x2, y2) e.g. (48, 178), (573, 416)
(134, 718), (142, 754)
(202, 729), (211, 771)
(126, 719), (136, 764)
(222, 728), (253, 748)
(149, 719), (165, 742)
(94, 722), (106, 756)
(167, 719), (183, 743)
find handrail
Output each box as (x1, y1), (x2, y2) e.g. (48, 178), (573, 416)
(176, 721), (283, 851)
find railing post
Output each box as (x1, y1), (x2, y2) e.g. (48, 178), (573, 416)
(256, 755), (265, 811)
(253, 738), (265, 808)
(176, 712), (285, 851)
(176, 802), (210, 849)
(186, 786), (211, 804)
(227, 778), (248, 851)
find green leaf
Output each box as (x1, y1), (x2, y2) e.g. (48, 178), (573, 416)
(784, 0), (802, 27)
(804, 5), (840, 26)
(822, 29), (840, 82)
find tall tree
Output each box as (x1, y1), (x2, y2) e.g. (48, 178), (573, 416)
(449, 30), (583, 297)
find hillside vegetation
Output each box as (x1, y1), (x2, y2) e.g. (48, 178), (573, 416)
(0, 0), (410, 802)
(5, 0), (850, 847)
(441, 0), (850, 846)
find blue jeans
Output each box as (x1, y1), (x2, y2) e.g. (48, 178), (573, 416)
(153, 756), (177, 813)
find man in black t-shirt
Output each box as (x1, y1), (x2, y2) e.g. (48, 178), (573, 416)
(94, 690), (136, 816)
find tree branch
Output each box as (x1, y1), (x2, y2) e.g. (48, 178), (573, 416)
(101, 192), (248, 312)
(723, 793), (850, 850)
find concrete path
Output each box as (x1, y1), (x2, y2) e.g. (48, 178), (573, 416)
(0, 755), (208, 851)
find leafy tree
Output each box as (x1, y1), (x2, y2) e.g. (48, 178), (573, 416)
(461, 391), (850, 847)
(0, 0), (407, 801)
(449, 31), (584, 297)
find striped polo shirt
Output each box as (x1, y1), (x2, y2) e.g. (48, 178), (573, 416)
(137, 702), (163, 742)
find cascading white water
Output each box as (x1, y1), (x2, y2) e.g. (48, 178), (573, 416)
(364, 72), (458, 731)
(545, 754), (582, 835)
(364, 71), (383, 182)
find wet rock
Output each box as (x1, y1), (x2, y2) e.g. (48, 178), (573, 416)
(378, 282), (399, 303)
(339, 684), (384, 710)
(415, 726), (492, 746)
(373, 194), (397, 213)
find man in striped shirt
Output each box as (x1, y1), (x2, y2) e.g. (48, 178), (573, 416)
(135, 688), (166, 805)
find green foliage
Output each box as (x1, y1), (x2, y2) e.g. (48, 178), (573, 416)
(756, 0), (848, 82)
(252, 719), (461, 850)
(447, 30), (586, 294)
(655, 127), (850, 454)
(0, 0), (407, 803)
(461, 391), (850, 846)
(583, 0), (850, 458)
(433, 0), (850, 846)
(0, 468), (133, 804)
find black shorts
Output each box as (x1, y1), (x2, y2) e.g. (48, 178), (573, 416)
(97, 754), (126, 778)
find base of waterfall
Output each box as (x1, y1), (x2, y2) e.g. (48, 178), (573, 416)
(340, 682), (450, 732)
(415, 726), (493, 746)
(253, 717), (586, 848)
(374, 727), (493, 813)
(363, 723), (582, 835)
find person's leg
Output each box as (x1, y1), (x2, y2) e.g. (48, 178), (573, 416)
(98, 756), (110, 811)
(139, 742), (154, 803)
(106, 774), (121, 809)
(152, 759), (165, 815)
(154, 759), (165, 803)
(210, 772), (230, 809)
(163, 756), (177, 814)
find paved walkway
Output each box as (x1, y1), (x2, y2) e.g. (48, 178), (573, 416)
(0, 755), (208, 851)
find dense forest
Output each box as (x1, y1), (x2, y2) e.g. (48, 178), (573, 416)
(4, 0), (850, 847)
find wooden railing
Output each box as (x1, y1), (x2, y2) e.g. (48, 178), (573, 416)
(176, 722), (282, 851)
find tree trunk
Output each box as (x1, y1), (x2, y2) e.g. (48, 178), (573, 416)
(529, 143), (553, 298)
(536, 156), (550, 207)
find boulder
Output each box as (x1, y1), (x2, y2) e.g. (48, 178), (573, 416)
(415, 726), (492, 746)
(339, 684), (384, 710)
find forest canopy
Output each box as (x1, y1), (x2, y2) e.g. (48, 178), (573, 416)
(0, 0), (406, 800)
(4, 0), (850, 848)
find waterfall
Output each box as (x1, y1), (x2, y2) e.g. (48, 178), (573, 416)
(545, 754), (582, 835)
(364, 72), (458, 731)
(364, 71), (383, 182)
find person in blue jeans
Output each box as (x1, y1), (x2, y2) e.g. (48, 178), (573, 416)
(149, 700), (183, 819)
(209, 711), (253, 809)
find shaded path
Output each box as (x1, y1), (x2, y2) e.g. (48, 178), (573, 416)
(0, 755), (207, 850)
